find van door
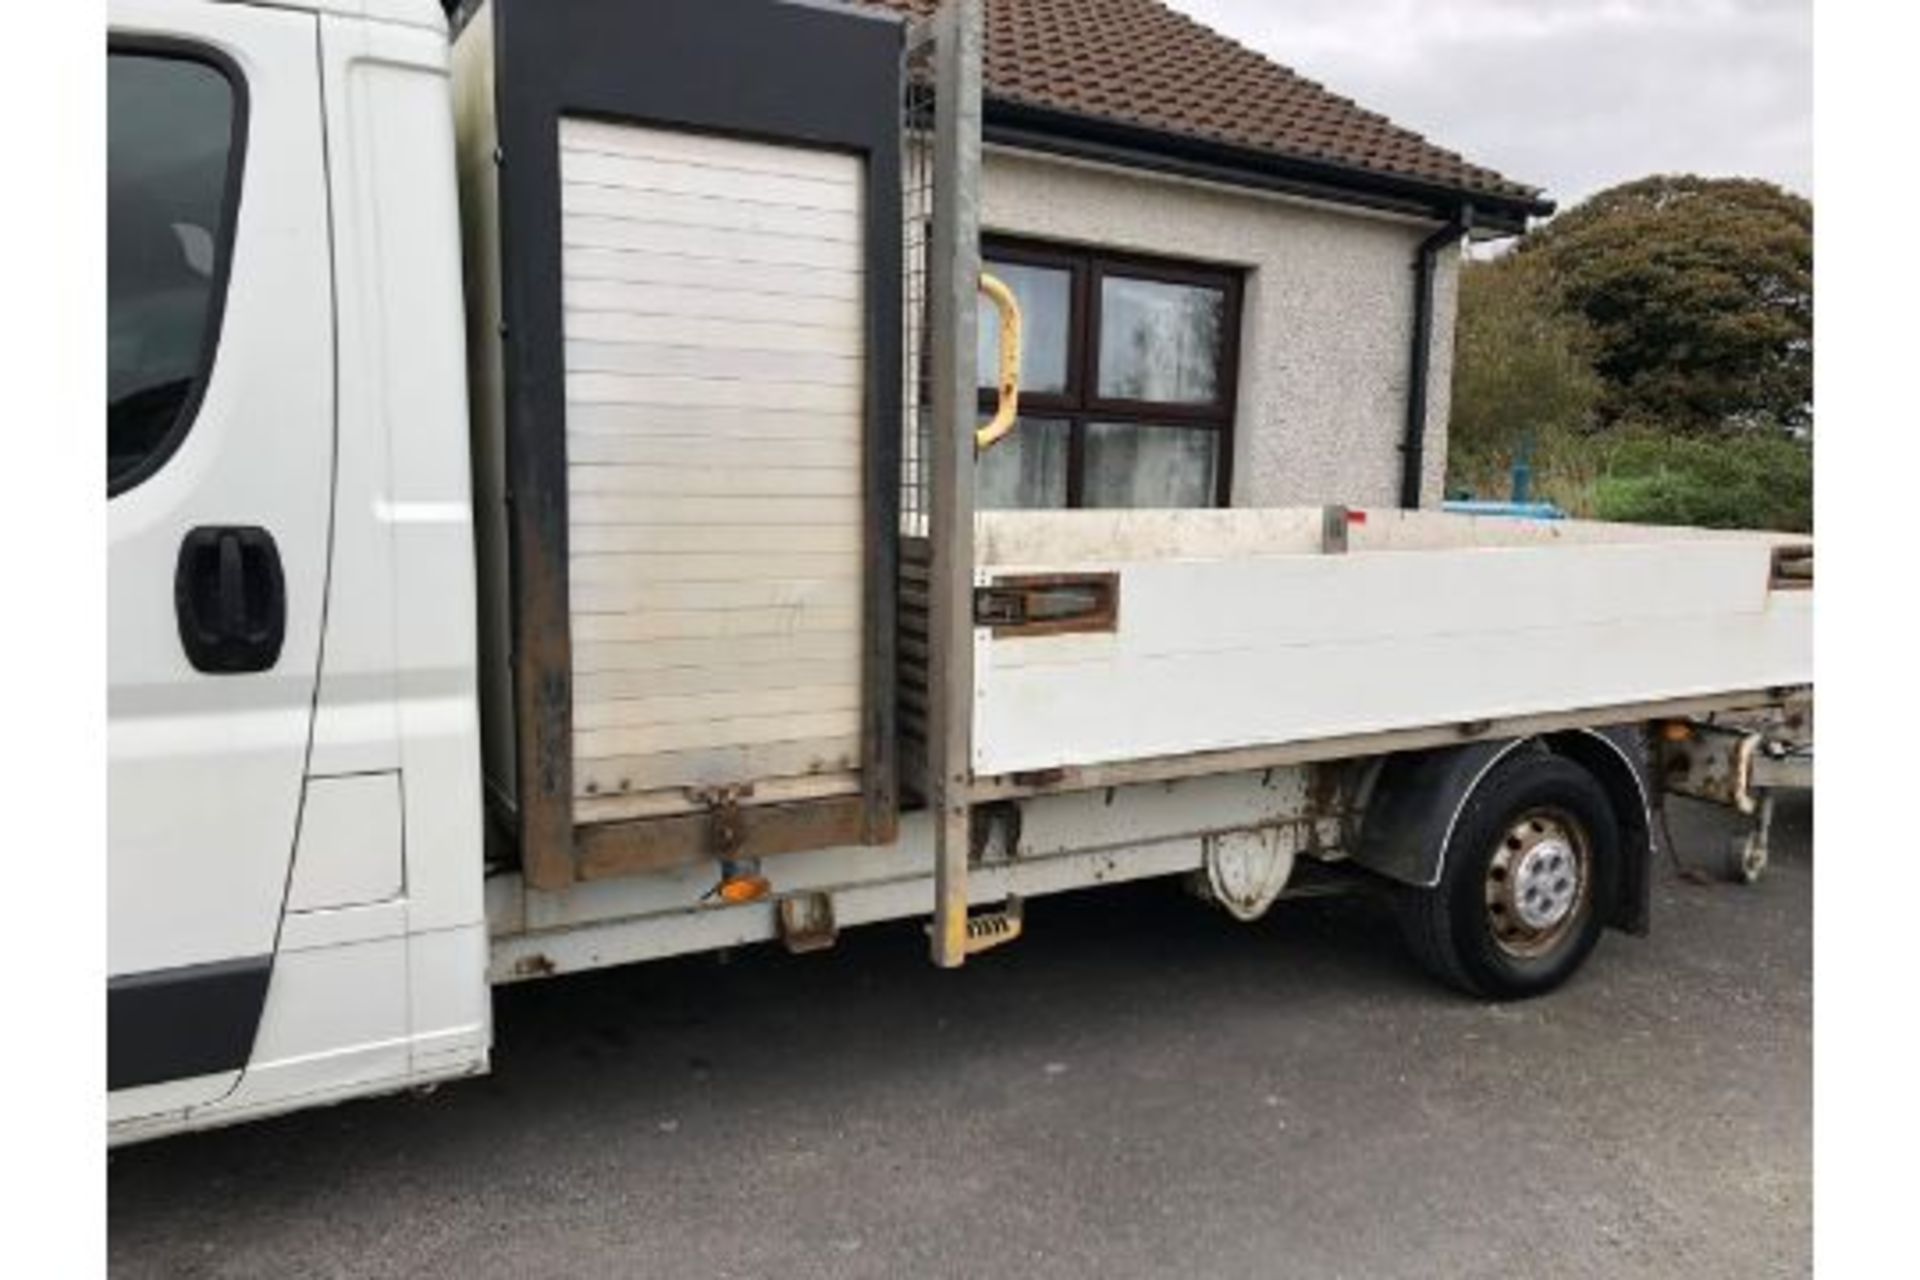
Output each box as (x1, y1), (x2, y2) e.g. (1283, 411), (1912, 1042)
(107, 0), (334, 1117)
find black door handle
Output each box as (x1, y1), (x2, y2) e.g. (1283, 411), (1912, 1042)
(175, 526), (286, 674)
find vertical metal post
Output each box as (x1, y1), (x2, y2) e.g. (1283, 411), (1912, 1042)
(926, 0), (983, 968)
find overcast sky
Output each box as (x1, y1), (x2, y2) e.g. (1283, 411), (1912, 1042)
(1167, 0), (1811, 213)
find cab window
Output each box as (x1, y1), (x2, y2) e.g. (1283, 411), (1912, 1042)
(107, 49), (243, 494)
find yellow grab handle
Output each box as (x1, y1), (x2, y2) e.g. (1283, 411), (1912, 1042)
(976, 271), (1022, 450)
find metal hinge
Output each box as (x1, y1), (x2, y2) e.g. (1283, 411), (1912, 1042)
(777, 893), (839, 954)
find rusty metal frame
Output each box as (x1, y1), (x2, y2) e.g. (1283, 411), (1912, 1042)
(484, 0), (904, 890)
(574, 797), (870, 882)
(1658, 720), (1765, 815)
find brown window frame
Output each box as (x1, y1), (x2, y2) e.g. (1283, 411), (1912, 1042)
(981, 235), (1244, 508)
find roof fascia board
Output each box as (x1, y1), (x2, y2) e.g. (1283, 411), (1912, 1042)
(983, 99), (1552, 232)
(985, 142), (1456, 234)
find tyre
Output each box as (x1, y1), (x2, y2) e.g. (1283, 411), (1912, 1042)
(1395, 751), (1621, 999)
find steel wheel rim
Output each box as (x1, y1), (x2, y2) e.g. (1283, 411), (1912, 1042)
(1484, 806), (1591, 959)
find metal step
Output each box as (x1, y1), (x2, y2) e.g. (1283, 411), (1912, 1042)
(928, 894), (1024, 959)
(961, 896), (1023, 956)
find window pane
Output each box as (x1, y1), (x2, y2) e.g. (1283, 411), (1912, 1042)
(1083, 422), (1219, 508)
(1097, 276), (1226, 404)
(978, 417), (1069, 510)
(108, 54), (237, 491)
(978, 260), (1071, 395)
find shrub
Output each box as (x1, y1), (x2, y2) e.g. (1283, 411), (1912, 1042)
(1449, 253), (1604, 468)
(1590, 431), (1812, 533)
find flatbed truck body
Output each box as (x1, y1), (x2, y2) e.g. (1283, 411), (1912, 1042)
(106, 0), (1811, 1145)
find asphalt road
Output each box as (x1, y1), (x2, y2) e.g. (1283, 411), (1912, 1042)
(109, 795), (1812, 1279)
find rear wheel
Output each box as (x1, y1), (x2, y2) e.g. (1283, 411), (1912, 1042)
(1396, 752), (1621, 999)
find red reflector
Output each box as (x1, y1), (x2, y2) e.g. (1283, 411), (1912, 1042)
(1346, 510), (1368, 525)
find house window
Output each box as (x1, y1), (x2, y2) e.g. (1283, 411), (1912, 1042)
(977, 238), (1242, 509)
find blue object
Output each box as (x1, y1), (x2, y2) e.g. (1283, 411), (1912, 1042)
(1442, 500), (1568, 521)
(1510, 441), (1534, 505)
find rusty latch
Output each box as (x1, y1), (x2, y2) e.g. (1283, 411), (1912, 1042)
(1769, 544), (1812, 590)
(690, 784), (755, 859)
(974, 574), (1119, 637)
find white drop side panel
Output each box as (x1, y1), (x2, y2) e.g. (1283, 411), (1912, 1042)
(972, 514), (1812, 776)
(558, 118), (866, 819)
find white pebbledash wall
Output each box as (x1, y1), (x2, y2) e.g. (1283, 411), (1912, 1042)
(981, 147), (1460, 509)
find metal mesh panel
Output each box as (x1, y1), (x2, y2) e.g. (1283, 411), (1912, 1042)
(900, 28), (937, 538)
(897, 17), (941, 783)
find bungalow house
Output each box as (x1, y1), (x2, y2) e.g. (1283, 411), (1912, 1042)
(869, 0), (1552, 511)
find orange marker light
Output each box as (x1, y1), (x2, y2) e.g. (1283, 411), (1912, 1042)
(1661, 721), (1695, 743)
(717, 874), (772, 905)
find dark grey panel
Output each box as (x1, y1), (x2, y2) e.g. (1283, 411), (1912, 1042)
(108, 955), (272, 1091)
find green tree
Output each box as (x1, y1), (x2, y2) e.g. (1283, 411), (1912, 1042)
(1516, 175), (1812, 433)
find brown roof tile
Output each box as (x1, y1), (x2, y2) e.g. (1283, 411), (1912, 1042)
(864, 0), (1544, 210)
